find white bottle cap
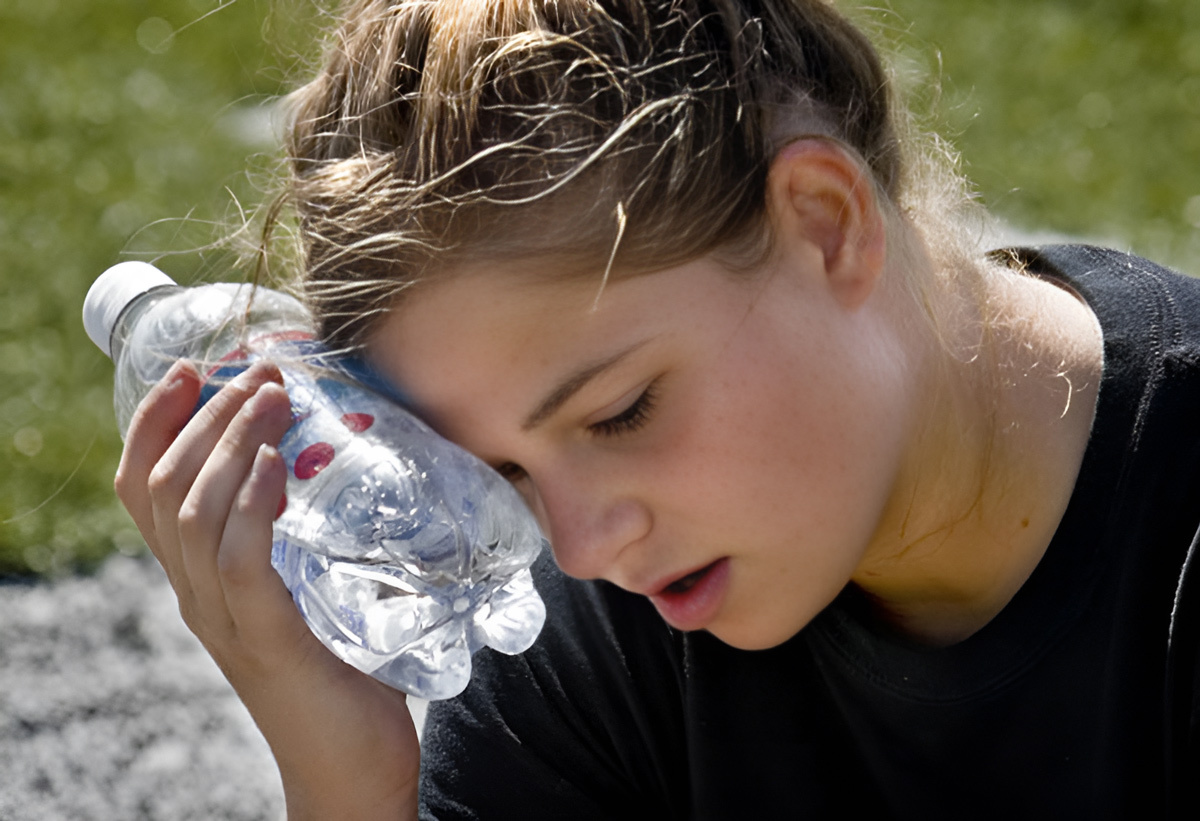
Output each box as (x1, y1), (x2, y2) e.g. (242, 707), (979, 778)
(83, 261), (177, 358)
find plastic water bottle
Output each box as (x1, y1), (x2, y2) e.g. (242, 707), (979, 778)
(83, 261), (547, 700)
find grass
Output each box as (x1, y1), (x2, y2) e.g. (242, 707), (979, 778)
(0, 0), (322, 574)
(1, 0), (1197, 575)
(888, 0), (1200, 264)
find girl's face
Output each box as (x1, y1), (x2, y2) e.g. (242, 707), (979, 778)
(367, 251), (919, 650)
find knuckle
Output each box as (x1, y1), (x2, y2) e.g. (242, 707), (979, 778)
(216, 537), (271, 591)
(113, 465), (133, 503)
(176, 496), (206, 536)
(146, 461), (178, 500)
(216, 549), (252, 588)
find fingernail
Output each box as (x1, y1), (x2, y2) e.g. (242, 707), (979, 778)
(164, 360), (188, 388)
(252, 379), (288, 407)
(250, 443), (280, 479)
(249, 360), (284, 382)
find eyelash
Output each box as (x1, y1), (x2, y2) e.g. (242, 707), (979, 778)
(495, 462), (527, 482)
(495, 382), (660, 481)
(587, 382), (658, 438)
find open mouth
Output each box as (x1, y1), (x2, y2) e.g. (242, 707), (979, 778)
(662, 561), (719, 595)
(648, 558), (730, 632)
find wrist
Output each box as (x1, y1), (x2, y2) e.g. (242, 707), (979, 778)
(283, 776), (418, 821)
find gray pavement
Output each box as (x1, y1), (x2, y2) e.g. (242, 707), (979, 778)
(0, 554), (286, 820)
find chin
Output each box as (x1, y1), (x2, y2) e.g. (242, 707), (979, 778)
(705, 620), (803, 651)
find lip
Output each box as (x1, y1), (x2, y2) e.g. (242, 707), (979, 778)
(647, 558), (730, 632)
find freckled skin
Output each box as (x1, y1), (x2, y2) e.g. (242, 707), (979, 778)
(368, 254), (919, 651)
(365, 144), (1103, 650)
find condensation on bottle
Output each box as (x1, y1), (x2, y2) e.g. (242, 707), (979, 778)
(84, 262), (547, 700)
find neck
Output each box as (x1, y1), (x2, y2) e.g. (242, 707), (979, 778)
(851, 253), (1103, 646)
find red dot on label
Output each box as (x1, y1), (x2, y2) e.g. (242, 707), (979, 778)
(275, 493), (288, 520)
(340, 413), (375, 433)
(294, 442), (335, 480)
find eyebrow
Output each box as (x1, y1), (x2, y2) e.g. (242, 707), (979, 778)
(522, 339), (653, 431)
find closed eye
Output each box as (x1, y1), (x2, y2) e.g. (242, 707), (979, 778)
(495, 461), (528, 482)
(587, 382), (658, 438)
(495, 380), (660, 480)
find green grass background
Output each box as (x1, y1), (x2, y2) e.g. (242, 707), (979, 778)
(1, 0), (1197, 575)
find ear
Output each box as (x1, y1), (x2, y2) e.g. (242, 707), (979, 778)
(767, 139), (887, 309)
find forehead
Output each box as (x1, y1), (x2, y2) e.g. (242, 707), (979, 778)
(362, 258), (758, 435)
(365, 266), (634, 426)
(371, 265), (590, 364)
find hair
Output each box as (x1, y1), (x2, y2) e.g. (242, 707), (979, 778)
(278, 0), (981, 350)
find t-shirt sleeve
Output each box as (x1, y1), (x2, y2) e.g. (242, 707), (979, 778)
(418, 552), (691, 819)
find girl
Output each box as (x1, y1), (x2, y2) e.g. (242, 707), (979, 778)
(114, 1), (1200, 818)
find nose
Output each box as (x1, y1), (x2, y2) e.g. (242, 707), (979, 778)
(525, 463), (651, 581)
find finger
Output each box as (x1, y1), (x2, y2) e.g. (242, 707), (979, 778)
(115, 360), (203, 562)
(218, 443), (313, 653)
(145, 361), (285, 578)
(150, 360), (285, 519)
(178, 381), (293, 630)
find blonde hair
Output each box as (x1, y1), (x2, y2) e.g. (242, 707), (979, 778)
(280, 0), (977, 349)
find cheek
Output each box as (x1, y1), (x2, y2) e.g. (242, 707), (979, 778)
(670, 329), (905, 551)
(630, 364), (826, 528)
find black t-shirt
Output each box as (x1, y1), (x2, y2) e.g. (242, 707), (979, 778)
(418, 246), (1200, 819)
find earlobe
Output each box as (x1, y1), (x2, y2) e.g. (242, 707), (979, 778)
(768, 139), (887, 309)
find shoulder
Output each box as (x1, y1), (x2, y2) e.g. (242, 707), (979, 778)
(997, 245), (1200, 449)
(996, 244), (1200, 346)
(1005, 246), (1200, 811)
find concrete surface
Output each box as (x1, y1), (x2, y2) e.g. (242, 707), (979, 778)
(0, 553), (428, 820)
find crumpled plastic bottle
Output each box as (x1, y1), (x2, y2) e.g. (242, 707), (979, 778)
(84, 261), (547, 700)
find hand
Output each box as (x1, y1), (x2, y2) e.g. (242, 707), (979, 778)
(115, 360), (420, 820)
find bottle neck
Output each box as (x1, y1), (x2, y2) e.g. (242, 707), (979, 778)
(107, 284), (180, 365)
